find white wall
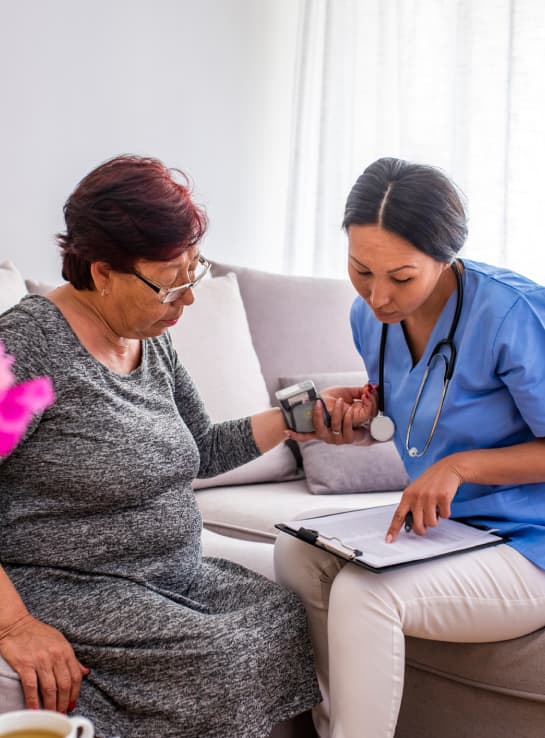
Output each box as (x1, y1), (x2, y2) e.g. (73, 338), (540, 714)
(0, 0), (299, 283)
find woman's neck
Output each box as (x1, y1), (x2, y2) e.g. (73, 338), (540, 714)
(47, 285), (140, 373)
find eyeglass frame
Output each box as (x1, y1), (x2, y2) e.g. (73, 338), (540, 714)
(132, 255), (211, 304)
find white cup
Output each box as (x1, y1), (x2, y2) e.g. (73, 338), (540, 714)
(0, 709), (94, 737)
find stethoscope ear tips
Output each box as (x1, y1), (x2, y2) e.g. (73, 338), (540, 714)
(408, 447), (419, 458)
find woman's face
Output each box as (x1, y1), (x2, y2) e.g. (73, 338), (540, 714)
(347, 224), (449, 323)
(101, 246), (200, 339)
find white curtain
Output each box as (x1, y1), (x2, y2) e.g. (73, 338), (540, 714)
(283, 0), (545, 282)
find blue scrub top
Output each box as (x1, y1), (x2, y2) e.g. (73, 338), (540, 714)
(350, 259), (545, 570)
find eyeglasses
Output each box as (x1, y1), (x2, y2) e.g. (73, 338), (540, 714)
(132, 255), (211, 304)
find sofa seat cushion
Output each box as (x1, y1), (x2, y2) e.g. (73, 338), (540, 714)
(195, 479), (402, 542)
(405, 627), (545, 699)
(0, 656), (24, 713)
(201, 528), (275, 580)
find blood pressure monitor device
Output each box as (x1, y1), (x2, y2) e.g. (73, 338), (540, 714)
(276, 379), (331, 433)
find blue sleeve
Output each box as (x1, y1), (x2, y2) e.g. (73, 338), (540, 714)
(494, 294), (545, 437)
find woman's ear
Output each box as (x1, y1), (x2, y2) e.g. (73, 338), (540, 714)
(90, 261), (112, 296)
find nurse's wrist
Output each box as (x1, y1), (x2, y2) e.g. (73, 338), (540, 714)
(444, 452), (470, 485)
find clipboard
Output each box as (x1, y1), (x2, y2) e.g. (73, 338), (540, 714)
(276, 504), (507, 573)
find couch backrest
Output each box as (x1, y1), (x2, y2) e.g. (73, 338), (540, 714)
(211, 262), (364, 405)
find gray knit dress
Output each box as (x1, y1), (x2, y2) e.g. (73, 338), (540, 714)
(0, 296), (320, 738)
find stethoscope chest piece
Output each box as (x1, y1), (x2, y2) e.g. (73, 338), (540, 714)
(369, 413), (395, 443)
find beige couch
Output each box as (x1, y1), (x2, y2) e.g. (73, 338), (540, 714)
(1, 259), (545, 737)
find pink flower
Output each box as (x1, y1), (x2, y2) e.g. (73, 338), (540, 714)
(0, 341), (55, 456)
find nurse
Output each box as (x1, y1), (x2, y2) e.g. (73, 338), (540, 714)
(274, 157), (545, 738)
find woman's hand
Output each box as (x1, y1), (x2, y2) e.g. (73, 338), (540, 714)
(0, 613), (89, 713)
(285, 384), (378, 445)
(385, 456), (464, 542)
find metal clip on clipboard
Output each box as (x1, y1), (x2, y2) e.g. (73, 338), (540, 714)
(297, 527), (363, 560)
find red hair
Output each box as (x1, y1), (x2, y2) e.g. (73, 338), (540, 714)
(57, 155), (208, 289)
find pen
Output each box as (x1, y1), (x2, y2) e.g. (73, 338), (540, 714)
(404, 511), (413, 533)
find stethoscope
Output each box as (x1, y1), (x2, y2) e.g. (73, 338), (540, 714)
(369, 261), (463, 458)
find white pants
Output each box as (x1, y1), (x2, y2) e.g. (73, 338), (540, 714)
(274, 535), (545, 738)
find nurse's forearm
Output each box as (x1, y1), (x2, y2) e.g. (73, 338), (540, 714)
(448, 438), (545, 487)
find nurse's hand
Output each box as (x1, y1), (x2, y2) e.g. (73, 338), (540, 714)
(385, 456), (465, 542)
(285, 385), (378, 445)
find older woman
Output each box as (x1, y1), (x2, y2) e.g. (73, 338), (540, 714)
(0, 155), (320, 738)
(275, 158), (545, 738)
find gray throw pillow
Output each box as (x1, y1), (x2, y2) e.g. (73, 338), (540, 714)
(300, 439), (408, 494)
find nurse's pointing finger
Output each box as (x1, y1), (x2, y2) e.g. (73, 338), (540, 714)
(385, 505), (407, 543)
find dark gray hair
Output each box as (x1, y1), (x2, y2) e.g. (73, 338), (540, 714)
(343, 158), (468, 262)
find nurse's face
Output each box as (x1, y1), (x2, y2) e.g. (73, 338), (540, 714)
(347, 224), (449, 323)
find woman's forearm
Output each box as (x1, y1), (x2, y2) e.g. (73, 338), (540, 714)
(0, 566), (31, 636)
(250, 408), (288, 453)
(449, 438), (545, 487)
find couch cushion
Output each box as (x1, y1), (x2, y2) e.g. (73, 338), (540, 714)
(170, 273), (268, 421)
(25, 278), (58, 296)
(0, 261), (27, 314)
(196, 479), (402, 542)
(169, 273), (298, 486)
(0, 656), (25, 713)
(405, 627), (545, 700)
(210, 262), (363, 405)
(201, 527), (275, 580)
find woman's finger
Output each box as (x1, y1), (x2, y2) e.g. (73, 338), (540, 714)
(18, 665), (40, 710)
(66, 659), (86, 712)
(36, 665), (58, 712)
(53, 660), (73, 713)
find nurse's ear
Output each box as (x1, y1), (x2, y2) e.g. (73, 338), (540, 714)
(440, 260), (456, 278)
